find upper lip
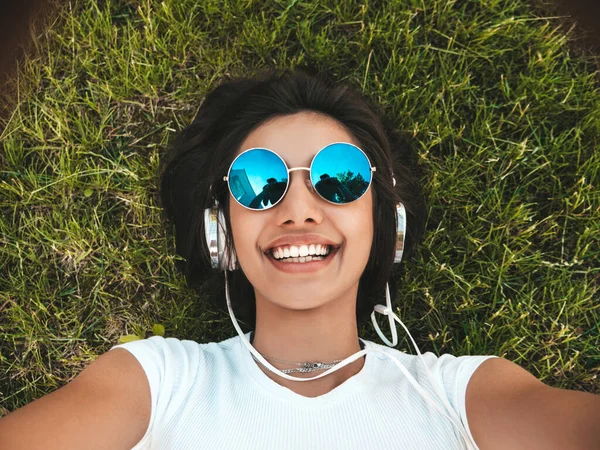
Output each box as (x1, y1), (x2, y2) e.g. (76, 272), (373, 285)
(264, 234), (340, 252)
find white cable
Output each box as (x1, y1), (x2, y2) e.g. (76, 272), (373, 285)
(370, 283), (398, 346)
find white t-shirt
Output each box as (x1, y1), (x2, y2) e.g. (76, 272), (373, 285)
(110, 333), (497, 449)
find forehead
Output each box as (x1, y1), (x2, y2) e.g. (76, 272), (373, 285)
(237, 112), (359, 166)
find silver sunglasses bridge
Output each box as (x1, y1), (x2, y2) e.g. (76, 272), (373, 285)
(223, 166), (375, 182)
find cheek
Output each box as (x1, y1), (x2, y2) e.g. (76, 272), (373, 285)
(229, 202), (262, 263)
(361, 191), (375, 237)
(358, 209), (375, 262)
(361, 195), (376, 263)
(339, 195), (374, 265)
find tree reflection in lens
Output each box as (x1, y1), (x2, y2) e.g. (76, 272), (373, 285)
(336, 171), (369, 200)
(314, 174), (357, 204)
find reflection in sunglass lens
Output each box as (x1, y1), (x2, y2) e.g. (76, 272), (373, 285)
(311, 143), (372, 204)
(228, 149), (288, 209)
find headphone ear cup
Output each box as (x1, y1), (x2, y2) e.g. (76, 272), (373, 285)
(204, 207), (220, 269)
(204, 205), (237, 271)
(394, 202), (406, 264)
(217, 209), (238, 271)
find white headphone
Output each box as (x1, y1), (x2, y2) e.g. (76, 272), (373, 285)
(203, 202), (407, 271)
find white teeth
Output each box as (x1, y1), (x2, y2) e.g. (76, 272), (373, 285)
(270, 244), (333, 260)
(278, 255), (322, 263)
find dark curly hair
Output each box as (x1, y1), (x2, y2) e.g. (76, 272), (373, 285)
(159, 67), (427, 330)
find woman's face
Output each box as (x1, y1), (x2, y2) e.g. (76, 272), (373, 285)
(228, 111), (374, 311)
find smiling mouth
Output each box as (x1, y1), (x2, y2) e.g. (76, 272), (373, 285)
(265, 244), (336, 263)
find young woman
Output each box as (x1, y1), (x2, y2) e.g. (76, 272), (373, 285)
(1, 69), (599, 450)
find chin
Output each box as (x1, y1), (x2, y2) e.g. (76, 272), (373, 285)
(258, 282), (357, 313)
(269, 293), (329, 311)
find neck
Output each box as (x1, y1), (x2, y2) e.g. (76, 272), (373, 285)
(249, 287), (366, 397)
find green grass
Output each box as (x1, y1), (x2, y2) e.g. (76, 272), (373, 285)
(1, 0), (599, 414)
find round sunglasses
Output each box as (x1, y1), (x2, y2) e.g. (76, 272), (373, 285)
(224, 142), (376, 210)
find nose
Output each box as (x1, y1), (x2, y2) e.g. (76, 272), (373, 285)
(273, 170), (324, 226)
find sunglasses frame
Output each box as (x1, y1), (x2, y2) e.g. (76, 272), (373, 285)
(223, 142), (376, 210)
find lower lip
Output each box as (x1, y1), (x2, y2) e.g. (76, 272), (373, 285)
(266, 248), (339, 273)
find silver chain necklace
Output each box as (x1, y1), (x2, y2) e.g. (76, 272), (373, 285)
(251, 353), (343, 374)
(250, 332), (363, 374)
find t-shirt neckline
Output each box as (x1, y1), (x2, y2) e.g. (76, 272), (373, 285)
(238, 332), (375, 407)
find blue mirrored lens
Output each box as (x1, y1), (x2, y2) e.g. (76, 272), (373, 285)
(311, 143), (372, 204)
(228, 149), (288, 209)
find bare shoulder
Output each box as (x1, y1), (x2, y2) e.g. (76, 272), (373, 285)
(465, 357), (546, 449)
(467, 357), (544, 395)
(72, 347), (149, 398)
(0, 348), (151, 450)
(465, 357), (600, 450)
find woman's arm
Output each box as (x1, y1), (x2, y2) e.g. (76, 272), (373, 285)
(0, 348), (151, 450)
(467, 357), (600, 450)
